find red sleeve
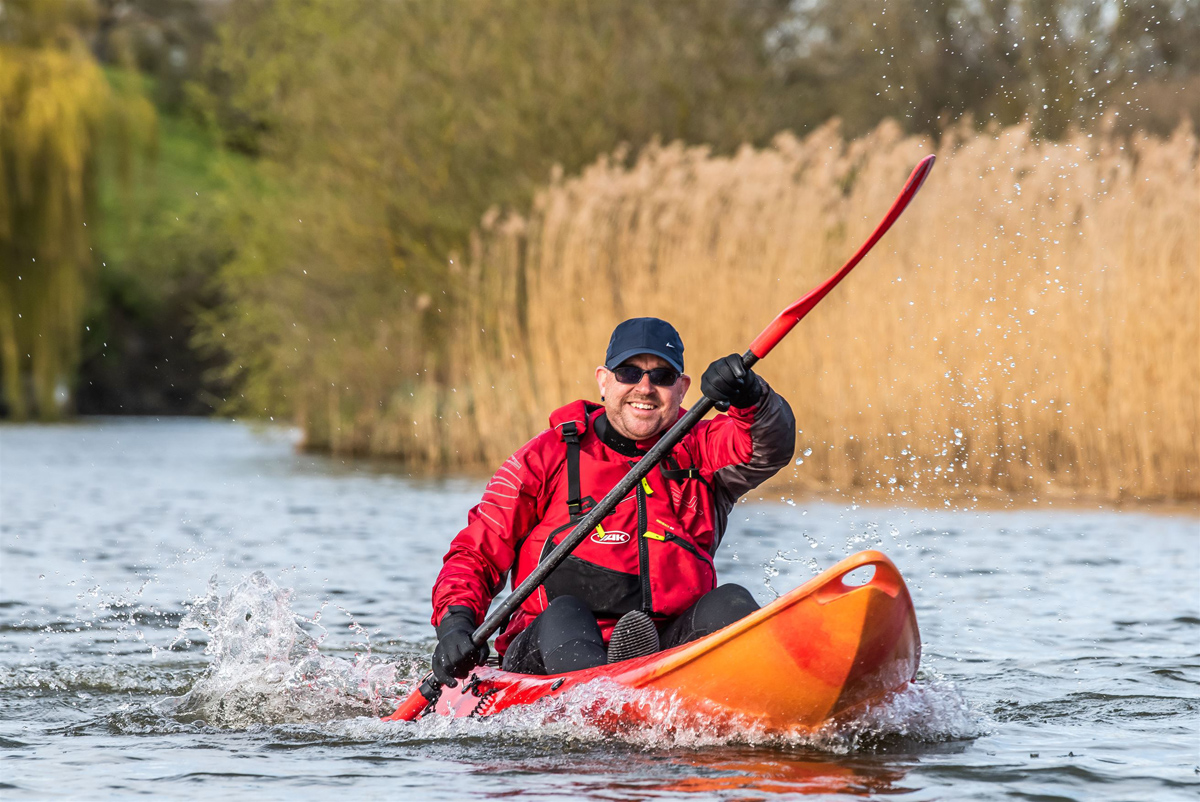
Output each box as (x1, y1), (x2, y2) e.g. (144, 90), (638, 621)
(430, 433), (553, 627)
(692, 378), (796, 493)
(692, 402), (758, 480)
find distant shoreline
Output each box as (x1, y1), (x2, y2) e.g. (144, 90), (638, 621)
(7, 415), (1195, 516)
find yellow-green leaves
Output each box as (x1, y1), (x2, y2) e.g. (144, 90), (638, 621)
(0, 0), (154, 419)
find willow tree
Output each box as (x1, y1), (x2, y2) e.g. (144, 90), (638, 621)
(0, 0), (154, 419)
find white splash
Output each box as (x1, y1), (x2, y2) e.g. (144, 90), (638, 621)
(163, 571), (413, 727)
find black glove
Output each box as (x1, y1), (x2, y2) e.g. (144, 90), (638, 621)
(432, 606), (489, 687)
(701, 354), (763, 412)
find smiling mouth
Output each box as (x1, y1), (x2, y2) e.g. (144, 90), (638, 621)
(628, 401), (657, 411)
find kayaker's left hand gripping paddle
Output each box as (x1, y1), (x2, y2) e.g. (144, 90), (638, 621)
(389, 153), (937, 721)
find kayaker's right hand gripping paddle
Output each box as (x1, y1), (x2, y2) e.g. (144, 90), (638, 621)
(388, 153), (936, 721)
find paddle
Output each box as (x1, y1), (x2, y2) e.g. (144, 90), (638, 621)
(388, 153), (936, 722)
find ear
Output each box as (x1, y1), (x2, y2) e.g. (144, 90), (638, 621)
(595, 366), (609, 398)
(677, 373), (692, 400)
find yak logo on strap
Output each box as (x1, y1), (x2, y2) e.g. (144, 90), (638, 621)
(590, 529), (631, 545)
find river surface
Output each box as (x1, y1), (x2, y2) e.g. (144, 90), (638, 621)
(1, 418), (1196, 800)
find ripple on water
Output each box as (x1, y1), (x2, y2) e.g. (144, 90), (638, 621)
(0, 662), (197, 696)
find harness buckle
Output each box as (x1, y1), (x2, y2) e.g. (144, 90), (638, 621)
(562, 421), (584, 519)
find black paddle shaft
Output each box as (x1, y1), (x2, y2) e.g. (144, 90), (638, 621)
(471, 349), (760, 647)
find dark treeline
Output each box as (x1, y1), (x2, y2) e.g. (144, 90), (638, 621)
(1, 0), (1196, 421)
(775, 0), (1200, 137)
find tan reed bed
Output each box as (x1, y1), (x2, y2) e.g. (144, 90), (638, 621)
(384, 119), (1196, 504)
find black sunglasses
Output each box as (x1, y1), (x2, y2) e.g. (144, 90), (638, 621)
(610, 365), (681, 387)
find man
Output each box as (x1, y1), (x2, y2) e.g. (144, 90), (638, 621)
(430, 317), (795, 685)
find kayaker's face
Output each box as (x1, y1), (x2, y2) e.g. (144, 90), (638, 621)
(596, 354), (691, 442)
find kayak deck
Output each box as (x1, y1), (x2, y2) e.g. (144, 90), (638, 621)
(386, 550), (920, 732)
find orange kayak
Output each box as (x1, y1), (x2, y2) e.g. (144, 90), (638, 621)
(385, 550), (920, 732)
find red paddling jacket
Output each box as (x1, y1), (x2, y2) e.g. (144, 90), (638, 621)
(432, 382), (795, 655)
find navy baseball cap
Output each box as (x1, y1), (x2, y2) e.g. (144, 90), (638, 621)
(605, 317), (685, 373)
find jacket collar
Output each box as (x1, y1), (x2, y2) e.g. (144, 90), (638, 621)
(593, 413), (644, 457)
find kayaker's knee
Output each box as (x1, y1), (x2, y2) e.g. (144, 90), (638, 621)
(543, 637), (608, 674)
(535, 596), (607, 673)
(544, 594), (595, 625)
(693, 584), (760, 631)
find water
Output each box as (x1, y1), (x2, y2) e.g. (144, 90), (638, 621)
(1, 418), (1196, 800)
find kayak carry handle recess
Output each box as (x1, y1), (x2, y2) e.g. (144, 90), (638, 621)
(811, 550), (906, 606)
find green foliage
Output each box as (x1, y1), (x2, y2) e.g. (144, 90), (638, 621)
(92, 0), (219, 111)
(0, 0), (154, 420)
(82, 103), (246, 414)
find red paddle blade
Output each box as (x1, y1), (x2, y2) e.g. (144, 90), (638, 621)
(748, 154), (936, 360)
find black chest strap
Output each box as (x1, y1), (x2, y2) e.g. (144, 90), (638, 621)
(659, 454), (709, 488)
(561, 422), (583, 520)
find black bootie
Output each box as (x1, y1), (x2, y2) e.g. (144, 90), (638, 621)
(607, 610), (660, 663)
